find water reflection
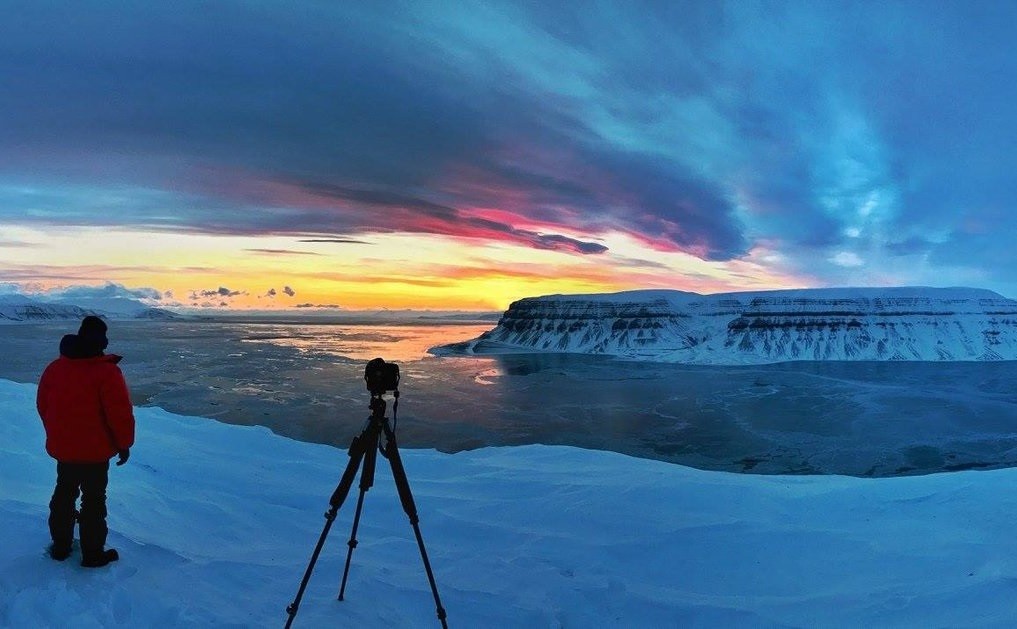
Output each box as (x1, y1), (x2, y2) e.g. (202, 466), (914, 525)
(6, 321), (1017, 477)
(239, 323), (493, 363)
(490, 352), (614, 376)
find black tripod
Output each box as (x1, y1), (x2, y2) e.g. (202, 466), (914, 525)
(285, 392), (448, 628)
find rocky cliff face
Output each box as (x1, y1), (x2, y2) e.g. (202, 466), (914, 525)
(432, 287), (1017, 364)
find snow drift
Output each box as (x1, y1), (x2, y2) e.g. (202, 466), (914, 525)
(5, 378), (1017, 627)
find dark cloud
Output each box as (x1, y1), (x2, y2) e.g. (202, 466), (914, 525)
(529, 234), (607, 255)
(283, 286), (295, 297)
(0, 2), (745, 260)
(285, 181), (612, 255)
(189, 286), (246, 300)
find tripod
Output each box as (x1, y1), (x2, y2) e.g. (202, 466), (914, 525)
(285, 392), (448, 628)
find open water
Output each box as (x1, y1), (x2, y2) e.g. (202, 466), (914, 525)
(6, 319), (1017, 477)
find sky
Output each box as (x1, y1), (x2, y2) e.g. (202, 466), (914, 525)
(8, 376), (1017, 627)
(3, 1), (1017, 310)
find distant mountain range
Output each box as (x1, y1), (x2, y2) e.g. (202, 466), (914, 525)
(0, 294), (176, 323)
(430, 287), (1017, 364)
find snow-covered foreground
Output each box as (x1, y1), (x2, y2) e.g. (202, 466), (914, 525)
(3, 378), (1017, 628)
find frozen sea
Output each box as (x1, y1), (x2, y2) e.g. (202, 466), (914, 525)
(5, 318), (1017, 477)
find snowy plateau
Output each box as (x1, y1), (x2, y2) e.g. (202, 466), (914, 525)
(433, 287), (1017, 364)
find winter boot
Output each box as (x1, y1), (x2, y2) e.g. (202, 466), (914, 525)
(81, 548), (119, 568)
(48, 543), (72, 561)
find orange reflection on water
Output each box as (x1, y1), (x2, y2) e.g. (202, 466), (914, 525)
(239, 323), (494, 363)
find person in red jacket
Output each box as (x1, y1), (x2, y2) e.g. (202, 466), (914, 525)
(37, 316), (135, 568)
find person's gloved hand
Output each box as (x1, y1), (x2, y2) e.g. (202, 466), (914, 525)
(115, 448), (130, 466)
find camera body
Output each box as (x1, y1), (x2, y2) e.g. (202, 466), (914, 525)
(364, 357), (400, 394)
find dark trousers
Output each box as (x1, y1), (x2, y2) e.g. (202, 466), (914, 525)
(49, 461), (109, 554)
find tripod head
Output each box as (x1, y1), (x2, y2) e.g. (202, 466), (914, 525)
(364, 357), (399, 396)
(368, 392), (391, 419)
(365, 358), (400, 429)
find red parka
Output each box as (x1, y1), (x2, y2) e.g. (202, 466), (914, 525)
(37, 350), (136, 463)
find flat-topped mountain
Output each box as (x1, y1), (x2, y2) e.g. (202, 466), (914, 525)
(431, 287), (1017, 364)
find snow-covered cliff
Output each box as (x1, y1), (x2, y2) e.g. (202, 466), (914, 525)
(431, 287), (1017, 364)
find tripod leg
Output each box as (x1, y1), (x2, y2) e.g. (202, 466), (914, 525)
(285, 427), (374, 628)
(285, 503), (339, 629)
(381, 423), (448, 628)
(338, 438), (379, 600)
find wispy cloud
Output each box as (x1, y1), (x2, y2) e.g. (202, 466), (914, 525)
(0, 239), (42, 248)
(295, 303), (341, 309)
(262, 286), (297, 299)
(245, 249), (321, 256)
(297, 238), (370, 244)
(0, 264), (214, 282)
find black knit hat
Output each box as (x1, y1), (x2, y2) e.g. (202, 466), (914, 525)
(78, 315), (109, 350)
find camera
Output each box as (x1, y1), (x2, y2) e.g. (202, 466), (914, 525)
(364, 357), (400, 394)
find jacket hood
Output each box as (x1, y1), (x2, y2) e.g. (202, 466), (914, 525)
(59, 333), (122, 363)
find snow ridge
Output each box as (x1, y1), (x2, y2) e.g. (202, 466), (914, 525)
(432, 287), (1017, 364)
(0, 298), (175, 324)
